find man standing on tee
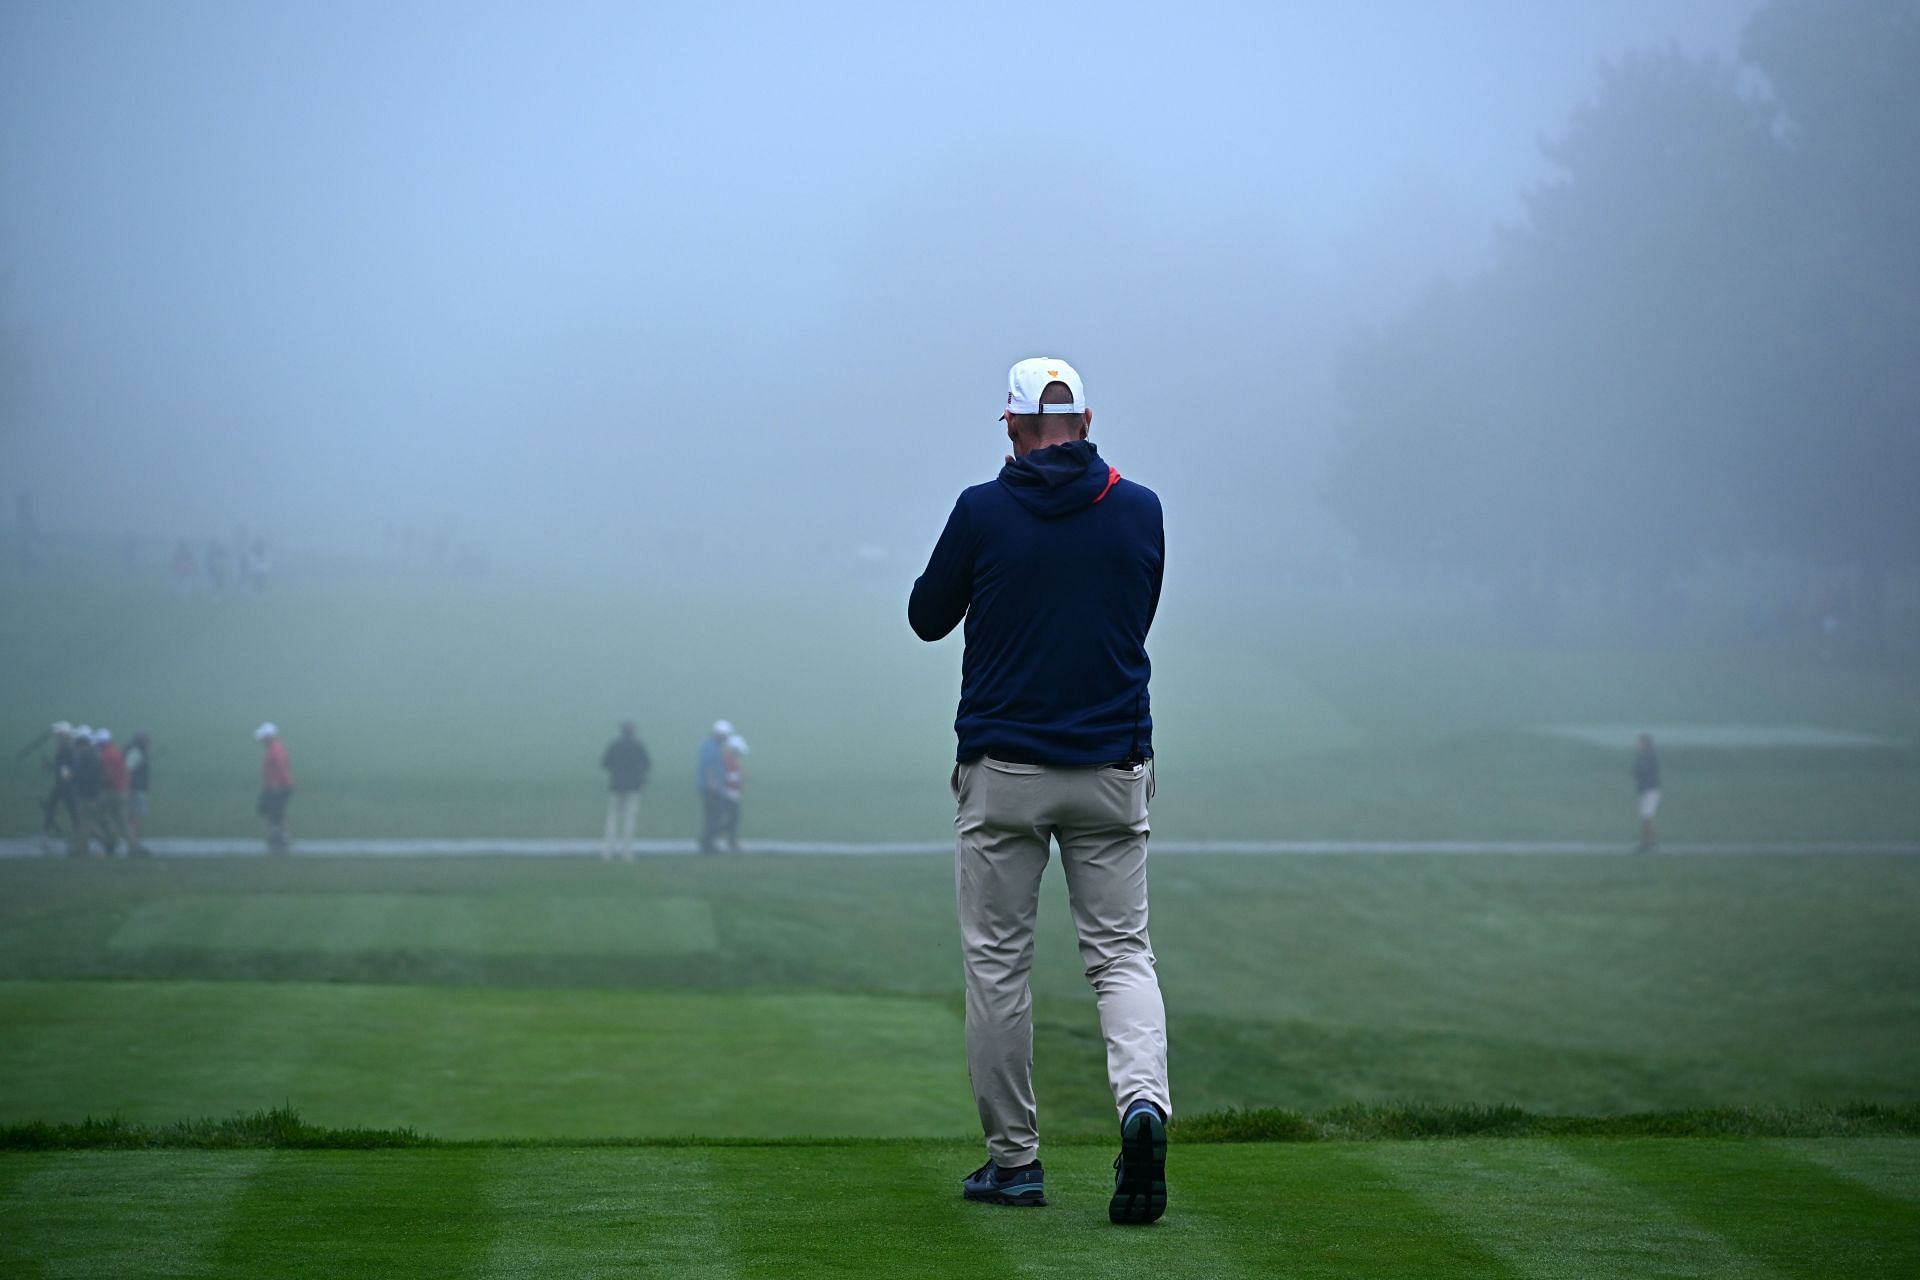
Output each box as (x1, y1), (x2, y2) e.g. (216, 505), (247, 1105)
(601, 720), (652, 861)
(910, 356), (1171, 1224)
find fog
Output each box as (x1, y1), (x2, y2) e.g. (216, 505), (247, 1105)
(2, 0), (1773, 586)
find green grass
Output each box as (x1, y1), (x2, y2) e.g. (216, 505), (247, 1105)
(0, 981), (970, 1140)
(2, 1139), (1915, 1277)
(106, 891), (720, 955)
(6, 562), (1920, 1271)
(8, 1103), (1917, 1151)
(5, 559), (1918, 842)
(2, 852), (1916, 1137)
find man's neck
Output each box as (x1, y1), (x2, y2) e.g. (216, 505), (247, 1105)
(1014, 436), (1082, 459)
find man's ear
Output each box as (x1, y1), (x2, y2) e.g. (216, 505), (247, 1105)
(1079, 409), (1093, 440)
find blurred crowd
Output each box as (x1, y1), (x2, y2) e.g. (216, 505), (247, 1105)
(36, 721), (152, 856)
(31, 720), (297, 855)
(170, 531), (272, 598)
(29, 716), (756, 858)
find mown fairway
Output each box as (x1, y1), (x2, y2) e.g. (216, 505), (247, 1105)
(5, 560), (1919, 1275)
(3, 1139), (1917, 1278)
(5, 557), (1918, 844)
(3, 851), (1917, 1135)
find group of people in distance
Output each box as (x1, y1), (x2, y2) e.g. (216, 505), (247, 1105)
(32, 720), (295, 855)
(170, 533), (271, 598)
(41, 712), (747, 861)
(698, 720), (750, 855)
(596, 718), (749, 859)
(38, 721), (153, 856)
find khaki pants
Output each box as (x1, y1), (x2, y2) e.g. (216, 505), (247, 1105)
(604, 790), (642, 859)
(953, 756), (1170, 1167)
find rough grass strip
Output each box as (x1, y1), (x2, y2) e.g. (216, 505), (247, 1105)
(1173, 1102), (1920, 1143)
(0, 1105), (431, 1151)
(6, 1103), (1918, 1151)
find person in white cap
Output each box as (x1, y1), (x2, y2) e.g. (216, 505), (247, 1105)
(696, 719), (734, 854)
(910, 356), (1171, 1223)
(255, 723), (295, 853)
(40, 722), (79, 851)
(93, 728), (133, 855)
(66, 726), (104, 856)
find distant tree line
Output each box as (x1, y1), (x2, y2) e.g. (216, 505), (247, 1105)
(1327, 0), (1919, 647)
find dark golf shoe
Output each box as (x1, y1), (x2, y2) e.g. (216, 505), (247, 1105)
(961, 1159), (1047, 1206)
(1109, 1102), (1167, 1224)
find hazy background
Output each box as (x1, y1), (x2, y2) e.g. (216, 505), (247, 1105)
(3, 7), (1919, 1209)
(2, 0), (1770, 583)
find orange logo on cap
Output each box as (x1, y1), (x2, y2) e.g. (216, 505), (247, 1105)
(1047, 369), (1059, 377)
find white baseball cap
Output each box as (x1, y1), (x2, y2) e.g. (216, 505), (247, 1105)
(74, 725), (93, 739)
(713, 719), (733, 735)
(51, 720), (73, 735)
(254, 722), (278, 740)
(727, 734), (748, 753)
(1004, 357), (1086, 416)
(94, 728), (112, 743)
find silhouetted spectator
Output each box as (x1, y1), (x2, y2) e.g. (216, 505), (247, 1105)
(243, 536), (272, 594)
(95, 729), (132, 855)
(1633, 733), (1661, 853)
(256, 723), (294, 853)
(717, 733), (749, 853)
(697, 719), (732, 854)
(125, 730), (153, 856)
(68, 726), (103, 856)
(171, 539), (198, 596)
(601, 720), (652, 861)
(40, 722), (78, 851)
(206, 539), (230, 597)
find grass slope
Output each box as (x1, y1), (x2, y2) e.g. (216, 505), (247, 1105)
(5, 563), (1918, 842)
(0, 981), (970, 1139)
(2, 851), (1916, 1136)
(2, 1140), (1915, 1278)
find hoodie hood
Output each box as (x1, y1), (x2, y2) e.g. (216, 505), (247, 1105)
(997, 440), (1121, 519)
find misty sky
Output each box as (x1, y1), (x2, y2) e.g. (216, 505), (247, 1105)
(1, 1), (1759, 572)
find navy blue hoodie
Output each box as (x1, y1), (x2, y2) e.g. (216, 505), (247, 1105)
(910, 440), (1162, 765)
